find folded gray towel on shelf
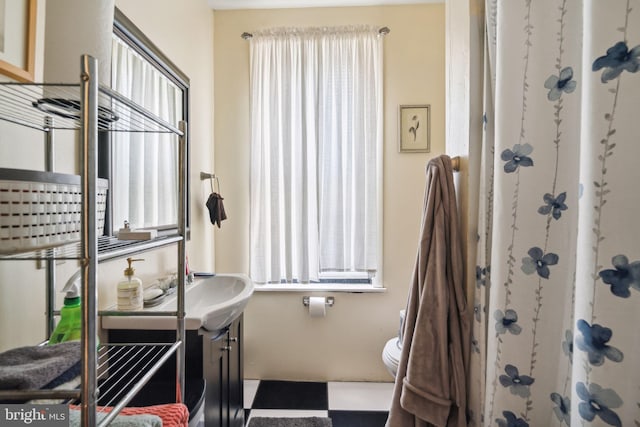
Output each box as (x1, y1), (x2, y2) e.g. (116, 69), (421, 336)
(1, 362), (81, 404)
(0, 342), (81, 390)
(69, 409), (163, 427)
(43, 360), (81, 390)
(28, 375), (82, 404)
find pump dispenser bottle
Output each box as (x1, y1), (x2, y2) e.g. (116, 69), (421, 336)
(117, 258), (144, 311)
(49, 270), (82, 344)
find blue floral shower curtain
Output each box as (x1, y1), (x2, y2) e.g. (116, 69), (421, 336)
(469, 1), (640, 426)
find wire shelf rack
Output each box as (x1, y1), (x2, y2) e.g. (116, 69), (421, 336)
(0, 83), (182, 135)
(0, 234), (183, 261)
(0, 342), (180, 427)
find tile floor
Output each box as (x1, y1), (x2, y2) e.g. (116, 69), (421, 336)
(244, 380), (394, 427)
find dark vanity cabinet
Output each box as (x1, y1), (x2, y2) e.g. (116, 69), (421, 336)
(228, 318), (244, 427)
(106, 314), (244, 427)
(202, 316), (244, 427)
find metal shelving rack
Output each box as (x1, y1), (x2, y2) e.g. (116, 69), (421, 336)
(0, 55), (187, 427)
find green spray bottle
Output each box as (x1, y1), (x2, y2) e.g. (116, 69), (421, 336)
(48, 271), (82, 345)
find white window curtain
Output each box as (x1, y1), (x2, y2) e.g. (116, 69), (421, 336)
(110, 36), (180, 230)
(249, 26), (383, 284)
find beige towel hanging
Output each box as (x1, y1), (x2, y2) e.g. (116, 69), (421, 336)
(386, 155), (471, 427)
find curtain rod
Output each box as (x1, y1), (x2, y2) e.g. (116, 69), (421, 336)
(241, 26), (390, 40)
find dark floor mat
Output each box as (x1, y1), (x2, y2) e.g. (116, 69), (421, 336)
(248, 417), (332, 427)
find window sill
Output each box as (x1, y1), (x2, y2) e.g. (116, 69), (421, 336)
(253, 283), (387, 293)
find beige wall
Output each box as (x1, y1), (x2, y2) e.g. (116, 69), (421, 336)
(0, 0), (60, 350)
(0, 0), (216, 351)
(213, 4), (445, 381)
(0, 0), (47, 169)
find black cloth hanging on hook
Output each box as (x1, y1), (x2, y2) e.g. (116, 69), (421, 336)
(206, 192), (227, 228)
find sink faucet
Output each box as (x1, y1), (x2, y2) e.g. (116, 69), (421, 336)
(159, 272), (193, 292)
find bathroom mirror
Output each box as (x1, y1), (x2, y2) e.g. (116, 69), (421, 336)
(101, 8), (190, 236)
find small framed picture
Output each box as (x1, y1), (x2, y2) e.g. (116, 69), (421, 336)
(399, 104), (430, 153)
(0, 0), (36, 82)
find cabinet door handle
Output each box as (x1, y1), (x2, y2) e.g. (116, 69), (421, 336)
(221, 345), (232, 351)
(228, 337), (238, 343)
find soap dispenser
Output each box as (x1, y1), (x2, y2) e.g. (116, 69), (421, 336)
(118, 258), (144, 311)
(49, 270), (82, 345)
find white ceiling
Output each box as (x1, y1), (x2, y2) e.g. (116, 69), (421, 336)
(208, 0), (443, 10)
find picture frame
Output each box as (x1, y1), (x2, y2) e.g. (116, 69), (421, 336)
(0, 0), (36, 82)
(399, 104), (430, 153)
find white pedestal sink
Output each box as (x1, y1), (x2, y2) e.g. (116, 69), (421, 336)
(101, 273), (254, 331)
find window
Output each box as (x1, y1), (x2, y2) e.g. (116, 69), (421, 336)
(248, 26), (383, 286)
(105, 9), (190, 235)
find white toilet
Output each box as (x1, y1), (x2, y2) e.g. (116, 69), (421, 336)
(382, 310), (406, 378)
(382, 337), (402, 378)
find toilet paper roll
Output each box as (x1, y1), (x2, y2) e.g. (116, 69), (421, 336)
(308, 297), (327, 318)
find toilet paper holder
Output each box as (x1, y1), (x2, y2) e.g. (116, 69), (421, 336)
(302, 296), (335, 307)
